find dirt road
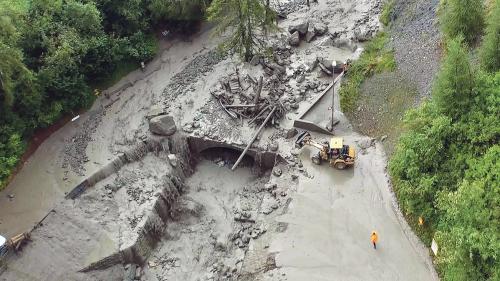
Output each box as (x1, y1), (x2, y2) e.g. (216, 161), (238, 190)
(271, 142), (436, 280)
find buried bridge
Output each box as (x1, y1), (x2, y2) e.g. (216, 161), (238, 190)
(187, 136), (283, 170)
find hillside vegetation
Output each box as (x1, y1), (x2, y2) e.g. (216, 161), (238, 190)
(0, 0), (206, 188)
(389, 0), (500, 280)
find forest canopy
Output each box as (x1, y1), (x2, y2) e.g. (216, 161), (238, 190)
(0, 0), (206, 187)
(390, 0), (500, 280)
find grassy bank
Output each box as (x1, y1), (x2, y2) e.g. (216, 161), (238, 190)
(339, 32), (396, 113)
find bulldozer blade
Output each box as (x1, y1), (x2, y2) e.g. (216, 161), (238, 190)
(295, 131), (311, 149)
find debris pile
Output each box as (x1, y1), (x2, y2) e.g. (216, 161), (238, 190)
(211, 72), (286, 128)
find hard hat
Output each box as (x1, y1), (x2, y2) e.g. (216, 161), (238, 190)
(0, 235), (6, 247)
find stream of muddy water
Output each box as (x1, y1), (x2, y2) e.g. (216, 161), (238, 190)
(143, 160), (261, 280)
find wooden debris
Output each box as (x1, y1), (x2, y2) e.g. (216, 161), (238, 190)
(231, 107), (277, 170)
(210, 71), (285, 128)
(7, 232), (31, 252)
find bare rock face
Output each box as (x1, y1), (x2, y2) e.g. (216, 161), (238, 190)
(288, 21), (309, 36)
(149, 115), (177, 136)
(288, 31), (300, 46)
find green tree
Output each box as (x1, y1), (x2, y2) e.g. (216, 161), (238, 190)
(436, 145), (500, 281)
(148, 0), (208, 22)
(440, 0), (485, 44)
(480, 0), (500, 72)
(94, 0), (149, 35)
(390, 67), (500, 281)
(21, 0), (105, 112)
(433, 37), (476, 120)
(389, 102), (454, 222)
(0, 6), (33, 107)
(207, 0), (276, 61)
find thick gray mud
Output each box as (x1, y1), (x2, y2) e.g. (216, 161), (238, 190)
(0, 0), (438, 280)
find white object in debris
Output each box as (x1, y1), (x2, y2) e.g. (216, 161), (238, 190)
(431, 239), (438, 256)
(71, 115), (80, 122)
(0, 235), (6, 247)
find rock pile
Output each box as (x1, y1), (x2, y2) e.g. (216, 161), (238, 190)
(163, 50), (226, 108)
(62, 108), (104, 176)
(287, 20), (329, 46)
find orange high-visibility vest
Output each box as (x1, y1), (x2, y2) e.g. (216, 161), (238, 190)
(371, 232), (378, 243)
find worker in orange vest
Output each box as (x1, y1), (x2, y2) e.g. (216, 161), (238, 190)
(370, 231), (378, 249)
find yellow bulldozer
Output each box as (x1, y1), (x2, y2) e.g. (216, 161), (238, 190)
(295, 131), (355, 170)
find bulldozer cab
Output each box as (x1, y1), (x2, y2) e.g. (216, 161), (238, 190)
(329, 137), (343, 149)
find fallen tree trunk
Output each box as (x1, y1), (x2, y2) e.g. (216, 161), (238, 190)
(231, 106), (277, 170)
(254, 76), (263, 104)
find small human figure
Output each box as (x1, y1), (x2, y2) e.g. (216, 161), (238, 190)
(371, 231), (378, 249)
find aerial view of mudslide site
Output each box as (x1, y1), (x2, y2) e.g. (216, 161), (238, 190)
(0, 0), (498, 280)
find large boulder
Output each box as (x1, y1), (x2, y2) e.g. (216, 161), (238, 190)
(288, 31), (300, 46)
(288, 21), (309, 36)
(313, 22), (328, 36)
(305, 31), (316, 43)
(149, 115), (177, 136)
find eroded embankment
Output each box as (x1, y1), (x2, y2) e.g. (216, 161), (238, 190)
(0, 135), (282, 280)
(70, 136), (280, 273)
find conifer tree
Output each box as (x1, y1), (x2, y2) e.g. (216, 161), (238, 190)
(480, 0), (500, 72)
(440, 0), (485, 44)
(207, 0), (276, 61)
(433, 37), (476, 119)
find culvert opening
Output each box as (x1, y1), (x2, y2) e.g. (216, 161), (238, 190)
(199, 147), (254, 169)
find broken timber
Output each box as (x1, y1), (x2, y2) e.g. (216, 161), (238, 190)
(231, 106), (277, 170)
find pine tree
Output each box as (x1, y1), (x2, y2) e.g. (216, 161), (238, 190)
(207, 0), (275, 61)
(433, 37), (476, 120)
(480, 0), (500, 72)
(440, 0), (485, 44)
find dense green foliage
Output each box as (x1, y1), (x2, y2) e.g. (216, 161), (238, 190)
(207, 0), (276, 61)
(390, 14), (500, 281)
(439, 0), (485, 44)
(339, 32), (396, 112)
(0, 0), (206, 188)
(380, 0), (395, 26)
(480, 0), (500, 72)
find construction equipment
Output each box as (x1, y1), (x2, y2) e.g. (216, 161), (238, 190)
(0, 232), (31, 257)
(295, 131), (355, 170)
